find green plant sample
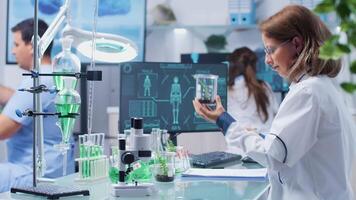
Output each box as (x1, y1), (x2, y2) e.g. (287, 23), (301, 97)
(166, 139), (176, 152)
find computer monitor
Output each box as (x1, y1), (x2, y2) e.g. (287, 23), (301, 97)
(181, 53), (230, 64)
(119, 62), (228, 134)
(181, 50), (289, 93)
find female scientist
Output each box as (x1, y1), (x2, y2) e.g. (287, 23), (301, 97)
(193, 5), (356, 200)
(226, 47), (278, 153)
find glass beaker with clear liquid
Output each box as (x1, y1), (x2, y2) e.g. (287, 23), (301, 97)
(55, 77), (81, 175)
(174, 146), (191, 174)
(193, 74), (219, 104)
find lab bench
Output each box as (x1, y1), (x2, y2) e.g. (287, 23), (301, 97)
(0, 163), (269, 200)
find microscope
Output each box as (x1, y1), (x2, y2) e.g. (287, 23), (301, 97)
(111, 117), (157, 197)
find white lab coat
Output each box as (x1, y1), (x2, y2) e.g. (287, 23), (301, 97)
(226, 75), (356, 200)
(226, 76), (278, 154)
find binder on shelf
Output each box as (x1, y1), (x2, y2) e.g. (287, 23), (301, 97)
(228, 0), (256, 25)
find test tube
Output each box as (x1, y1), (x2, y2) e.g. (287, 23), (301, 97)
(99, 133), (105, 155)
(79, 135), (85, 158)
(78, 135), (84, 178)
(88, 134), (96, 157)
(78, 135), (87, 178)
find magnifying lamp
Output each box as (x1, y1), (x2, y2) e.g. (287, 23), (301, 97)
(62, 26), (138, 63)
(38, 0), (138, 63)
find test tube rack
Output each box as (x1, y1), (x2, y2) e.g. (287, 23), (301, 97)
(76, 133), (109, 181)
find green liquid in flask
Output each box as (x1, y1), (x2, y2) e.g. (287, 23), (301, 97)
(56, 103), (80, 143)
(53, 73), (78, 91)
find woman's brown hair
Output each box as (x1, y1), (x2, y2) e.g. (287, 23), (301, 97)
(259, 5), (341, 82)
(228, 47), (270, 122)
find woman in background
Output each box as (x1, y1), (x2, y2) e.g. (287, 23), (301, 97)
(226, 47), (278, 153)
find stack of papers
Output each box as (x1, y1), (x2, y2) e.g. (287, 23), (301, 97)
(181, 168), (268, 181)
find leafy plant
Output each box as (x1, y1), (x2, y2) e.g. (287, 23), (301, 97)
(157, 155), (168, 176)
(152, 4), (177, 25)
(154, 153), (174, 182)
(204, 34), (227, 52)
(199, 80), (209, 97)
(315, 0), (356, 93)
(166, 139), (176, 152)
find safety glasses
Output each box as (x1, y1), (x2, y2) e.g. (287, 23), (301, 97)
(264, 39), (291, 55)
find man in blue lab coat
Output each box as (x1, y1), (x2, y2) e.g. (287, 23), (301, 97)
(0, 18), (74, 192)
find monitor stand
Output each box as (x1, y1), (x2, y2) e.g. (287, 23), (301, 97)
(169, 132), (180, 146)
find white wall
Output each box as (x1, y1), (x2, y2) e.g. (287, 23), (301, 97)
(2, 0), (353, 95)
(145, 0), (289, 62)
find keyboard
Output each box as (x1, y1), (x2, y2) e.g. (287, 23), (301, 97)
(241, 156), (258, 163)
(191, 151), (242, 168)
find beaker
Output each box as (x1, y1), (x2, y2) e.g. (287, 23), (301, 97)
(193, 74), (219, 104)
(108, 145), (119, 183)
(152, 152), (176, 182)
(174, 146), (191, 174)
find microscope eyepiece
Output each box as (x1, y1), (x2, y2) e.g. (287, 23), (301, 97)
(131, 117), (143, 129)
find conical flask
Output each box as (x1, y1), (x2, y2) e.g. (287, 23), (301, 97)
(55, 77), (81, 145)
(52, 36), (81, 91)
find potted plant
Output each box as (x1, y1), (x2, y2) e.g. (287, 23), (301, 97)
(153, 152), (175, 182)
(151, 4), (177, 25)
(204, 34), (227, 53)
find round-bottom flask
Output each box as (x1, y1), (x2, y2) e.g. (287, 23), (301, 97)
(52, 36), (81, 91)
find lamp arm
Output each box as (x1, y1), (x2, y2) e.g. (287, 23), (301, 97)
(38, 0), (70, 57)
